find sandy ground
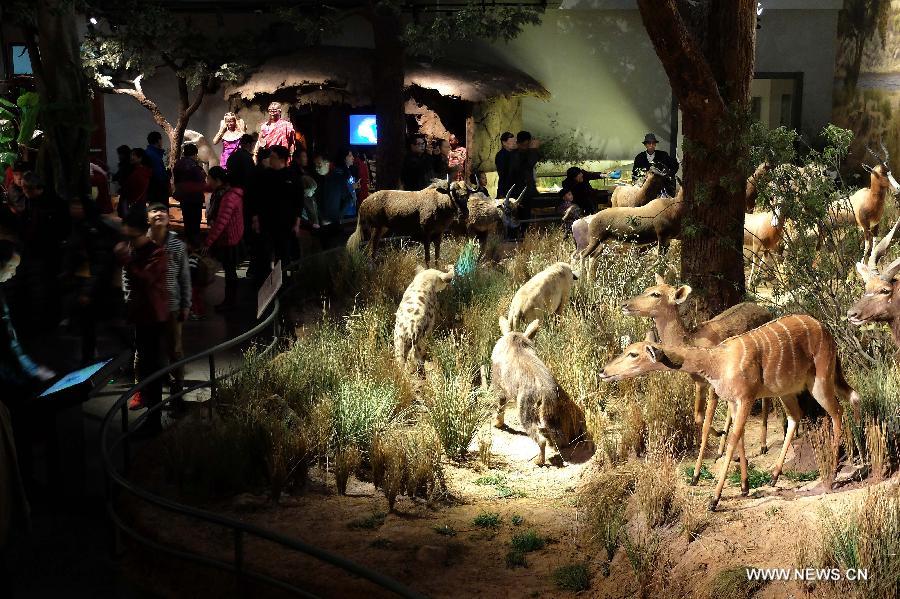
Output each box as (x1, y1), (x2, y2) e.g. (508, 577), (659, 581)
(120, 396), (897, 599)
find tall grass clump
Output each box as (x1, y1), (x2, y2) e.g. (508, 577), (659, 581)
(371, 423), (445, 511)
(423, 366), (492, 458)
(844, 360), (900, 476)
(813, 485), (900, 599)
(577, 463), (637, 562)
(633, 455), (681, 528)
(328, 375), (402, 456)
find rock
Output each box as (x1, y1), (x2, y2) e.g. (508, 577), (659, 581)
(415, 544), (449, 565)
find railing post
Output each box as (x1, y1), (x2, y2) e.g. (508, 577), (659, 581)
(234, 529), (245, 597)
(208, 353), (217, 421)
(121, 402), (130, 475)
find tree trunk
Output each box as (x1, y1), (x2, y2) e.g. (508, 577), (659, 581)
(638, 0), (755, 319)
(32, 0), (91, 201)
(370, 7), (406, 190)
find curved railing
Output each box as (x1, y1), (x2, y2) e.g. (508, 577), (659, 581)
(100, 287), (427, 598)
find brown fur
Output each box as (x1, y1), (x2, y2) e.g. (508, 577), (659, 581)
(507, 262), (577, 331)
(611, 167), (668, 208)
(491, 318), (587, 466)
(623, 278), (773, 483)
(393, 266), (454, 373)
(581, 188), (685, 257)
(743, 210), (785, 283)
(824, 164), (898, 260)
(347, 180), (468, 264)
(450, 191), (520, 260)
(600, 315), (860, 510)
(849, 245), (900, 349)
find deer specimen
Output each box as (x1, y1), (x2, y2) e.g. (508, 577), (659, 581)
(826, 144), (899, 262)
(599, 315), (860, 511)
(848, 217), (900, 347)
(622, 275), (772, 485)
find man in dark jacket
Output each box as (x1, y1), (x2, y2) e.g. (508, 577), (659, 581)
(115, 206), (168, 435)
(251, 145), (301, 283)
(145, 131), (169, 205)
(507, 131), (541, 228)
(313, 151), (354, 250)
(400, 134), (433, 191)
(225, 134), (256, 190)
(632, 133), (679, 195)
(172, 143), (207, 244)
(494, 131), (516, 199)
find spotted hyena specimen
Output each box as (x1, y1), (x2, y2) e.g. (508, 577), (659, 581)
(393, 265), (455, 372)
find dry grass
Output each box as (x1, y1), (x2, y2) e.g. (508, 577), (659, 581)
(810, 418), (838, 487)
(633, 455), (681, 529)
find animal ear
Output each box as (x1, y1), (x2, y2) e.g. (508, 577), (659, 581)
(644, 328), (659, 343)
(571, 270), (580, 281)
(654, 273), (665, 285)
(523, 319), (541, 340)
(672, 285), (692, 304)
(415, 265), (425, 274)
(856, 261), (872, 282)
(645, 344), (660, 362)
(646, 344), (683, 369)
(499, 316), (511, 336)
(441, 267), (455, 281)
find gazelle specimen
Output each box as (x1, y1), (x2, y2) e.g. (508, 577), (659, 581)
(743, 208), (785, 284)
(622, 275), (772, 485)
(611, 165), (670, 208)
(826, 144), (899, 262)
(848, 218), (900, 347)
(599, 315), (860, 511)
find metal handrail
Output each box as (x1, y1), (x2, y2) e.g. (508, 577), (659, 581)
(101, 290), (427, 598)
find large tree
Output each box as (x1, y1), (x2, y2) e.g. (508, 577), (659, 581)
(837, 0), (891, 91)
(637, 0), (757, 319)
(7, 0), (92, 201)
(282, 1), (544, 189)
(82, 1), (248, 169)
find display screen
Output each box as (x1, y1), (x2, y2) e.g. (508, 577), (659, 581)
(349, 114), (378, 146)
(39, 359), (112, 397)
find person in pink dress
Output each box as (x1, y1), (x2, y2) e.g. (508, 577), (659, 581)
(255, 102), (294, 159)
(212, 112), (246, 169)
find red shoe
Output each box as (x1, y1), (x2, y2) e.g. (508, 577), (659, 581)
(128, 392), (145, 411)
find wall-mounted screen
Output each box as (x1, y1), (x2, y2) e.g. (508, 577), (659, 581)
(349, 114), (378, 146)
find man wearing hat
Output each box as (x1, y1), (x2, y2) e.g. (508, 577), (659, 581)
(633, 133), (679, 196)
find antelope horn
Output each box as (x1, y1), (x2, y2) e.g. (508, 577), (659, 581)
(504, 185), (515, 204)
(880, 255), (900, 282)
(869, 218), (900, 270)
(881, 141), (890, 166)
(468, 172), (479, 192)
(866, 145), (885, 166)
(516, 186), (526, 203)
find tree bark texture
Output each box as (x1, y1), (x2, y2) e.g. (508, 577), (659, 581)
(370, 6), (406, 190)
(637, 0), (756, 319)
(33, 0), (91, 201)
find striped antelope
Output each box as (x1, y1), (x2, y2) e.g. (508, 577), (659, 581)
(848, 218), (900, 348)
(621, 276), (772, 486)
(598, 315), (860, 511)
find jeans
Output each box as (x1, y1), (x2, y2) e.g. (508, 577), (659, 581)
(134, 322), (165, 428)
(163, 312), (184, 390)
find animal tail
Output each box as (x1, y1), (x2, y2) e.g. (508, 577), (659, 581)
(346, 214), (363, 251)
(834, 357), (861, 420)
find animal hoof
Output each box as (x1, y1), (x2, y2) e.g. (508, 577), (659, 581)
(690, 475), (700, 486)
(707, 498), (719, 512)
(741, 485), (750, 497)
(771, 473), (780, 486)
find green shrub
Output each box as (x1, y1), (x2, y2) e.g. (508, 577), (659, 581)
(727, 467), (772, 489)
(510, 529), (546, 553)
(708, 566), (765, 599)
(423, 366), (491, 458)
(473, 512), (502, 529)
(552, 563), (590, 591)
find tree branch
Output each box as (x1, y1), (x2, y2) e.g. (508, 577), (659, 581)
(636, 0), (725, 136)
(105, 79), (174, 136)
(183, 75), (209, 121)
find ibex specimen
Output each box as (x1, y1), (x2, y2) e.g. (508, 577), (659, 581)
(453, 185), (525, 260)
(826, 144), (899, 262)
(599, 315), (860, 511)
(611, 165), (670, 208)
(622, 276), (772, 485)
(848, 218), (900, 347)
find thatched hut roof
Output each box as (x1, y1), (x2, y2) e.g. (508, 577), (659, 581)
(225, 46), (549, 106)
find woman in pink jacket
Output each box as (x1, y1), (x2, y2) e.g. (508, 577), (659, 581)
(203, 166), (244, 312)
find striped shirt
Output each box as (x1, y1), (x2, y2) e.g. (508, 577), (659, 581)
(123, 231), (191, 313)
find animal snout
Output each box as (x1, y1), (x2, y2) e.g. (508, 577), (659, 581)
(846, 308), (864, 325)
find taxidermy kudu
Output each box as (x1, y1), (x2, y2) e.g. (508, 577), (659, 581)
(848, 217), (900, 349)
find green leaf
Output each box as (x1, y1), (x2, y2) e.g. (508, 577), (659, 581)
(0, 98), (15, 108)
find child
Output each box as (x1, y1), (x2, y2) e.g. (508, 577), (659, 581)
(558, 189), (582, 239)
